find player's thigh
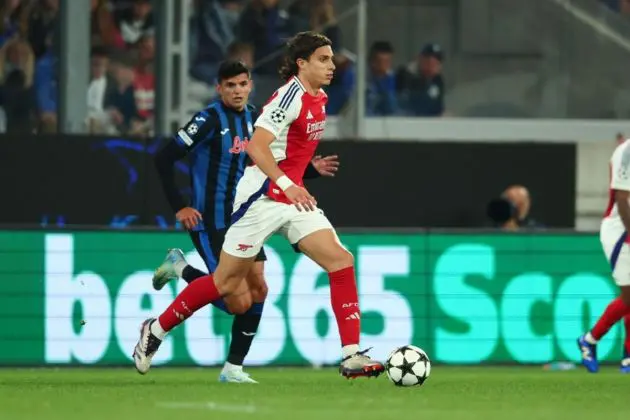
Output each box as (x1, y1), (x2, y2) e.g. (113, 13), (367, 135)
(222, 197), (289, 259)
(284, 209), (353, 272)
(612, 245), (630, 299)
(245, 259), (268, 303)
(213, 250), (256, 296)
(603, 230), (630, 288)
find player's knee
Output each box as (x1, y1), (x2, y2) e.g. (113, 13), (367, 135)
(250, 278), (268, 303)
(228, 294), (253, 315)
(215, 273), (242, 296)
(327, 248), (354, 272)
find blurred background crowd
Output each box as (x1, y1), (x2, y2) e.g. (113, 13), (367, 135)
(0, 0), (629, 138)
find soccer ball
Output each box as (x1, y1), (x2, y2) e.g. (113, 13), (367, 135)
(385, 345), (431, 387)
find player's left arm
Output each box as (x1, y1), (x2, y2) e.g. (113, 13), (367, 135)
(154, 111), (217, 226)
(305, 154), (340, 178)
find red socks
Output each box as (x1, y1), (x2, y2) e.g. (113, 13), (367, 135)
(328, 266), (360, 346)
(591, 298), (630, 340)
(157, 266), (362, 348)
(158, 274), (221, 331)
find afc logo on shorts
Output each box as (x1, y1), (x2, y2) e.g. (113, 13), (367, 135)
(237, 243), (253, 252)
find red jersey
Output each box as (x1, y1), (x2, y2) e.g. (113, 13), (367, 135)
(247, 76), (328, 203)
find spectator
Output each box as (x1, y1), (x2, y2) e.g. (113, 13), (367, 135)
(487, 185), (543, 230)
(104, 54), (141, 135)
(0, 37), (36, 134)
(33, 32), (57, 133)
(114, 0), (153, 46)
(91, 0), (125, 50)
(0, 0), (22, 47)
(1, 67), (36, 133)
(131, 32), (154, 134)
(226, 41), (254, 69)
(238, 0), (289, 75)
(617, 132), (626, 145)
(366, 41), (397, 116)
(87, 46), (112, 133)
(26, 0), (58, 59)
(287, 0), (341, 47)
(396, 43), (445, 117)
(0, 37), (34, 86)
(189, 0), (244, 84)
(601, 0), (630, 14)
(326, 48), (355, 115)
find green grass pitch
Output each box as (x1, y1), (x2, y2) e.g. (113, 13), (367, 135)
(0, 366), (626, 420)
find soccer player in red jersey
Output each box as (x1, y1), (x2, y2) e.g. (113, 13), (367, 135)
(133, 32), (385, 379)
(578, 138), (630, 373)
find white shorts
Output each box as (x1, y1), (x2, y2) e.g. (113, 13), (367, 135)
(601, 220), (630, 286)
(223, 196), (334, 258)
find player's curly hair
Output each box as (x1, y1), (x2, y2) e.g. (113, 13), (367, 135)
(279, 31), (332, 82)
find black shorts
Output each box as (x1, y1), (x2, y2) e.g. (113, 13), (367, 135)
(189, 229), (267, 273)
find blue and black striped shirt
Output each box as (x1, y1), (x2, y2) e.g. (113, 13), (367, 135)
(155, 99), (320, 231)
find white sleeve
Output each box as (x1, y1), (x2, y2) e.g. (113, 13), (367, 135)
(255, 83), (303, 138)
(611, 145), (630, 191)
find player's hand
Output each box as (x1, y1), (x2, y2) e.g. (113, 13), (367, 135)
(284, 185), (317, 212)
(176, 207), (202, 230)
(311, 155), (339, 177)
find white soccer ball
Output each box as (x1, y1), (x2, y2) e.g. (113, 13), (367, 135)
(385, 345), (431, 387)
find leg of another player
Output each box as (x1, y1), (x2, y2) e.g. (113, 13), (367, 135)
(220, 261), (268, 384)
(297, 229), (384, 378)
(622, 314), (630, 373)
(578, 285), (630, 373)
(133, 253), (255, 374)
(152, 248), (239, 315)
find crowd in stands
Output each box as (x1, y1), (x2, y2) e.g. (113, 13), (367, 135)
(190, 0), (446, 118)
(601, 0), (630, 15)
(0, 0), (156, 135)
(0, 0), (446, 137)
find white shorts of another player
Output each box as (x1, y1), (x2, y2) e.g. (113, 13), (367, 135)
(601, 218), (630, 286)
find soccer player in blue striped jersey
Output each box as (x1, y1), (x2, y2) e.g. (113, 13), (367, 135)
(151, 60), (338, 382)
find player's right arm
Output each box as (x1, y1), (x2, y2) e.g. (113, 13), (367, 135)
(248, 88), (317, 211)
(154, 110), (216, 228)
(612, 145), (630, 232)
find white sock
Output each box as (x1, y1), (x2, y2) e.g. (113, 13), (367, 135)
(173, 260), (188, 277)
(585, 332), (597, 345)
(342, 344), (360, 359)
(150, 319), (167, 340)
(223, 362), (242, 372)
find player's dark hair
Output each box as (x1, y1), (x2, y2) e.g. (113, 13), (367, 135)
(279, 31), (332, 81)
(217, 60), (251, 83)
